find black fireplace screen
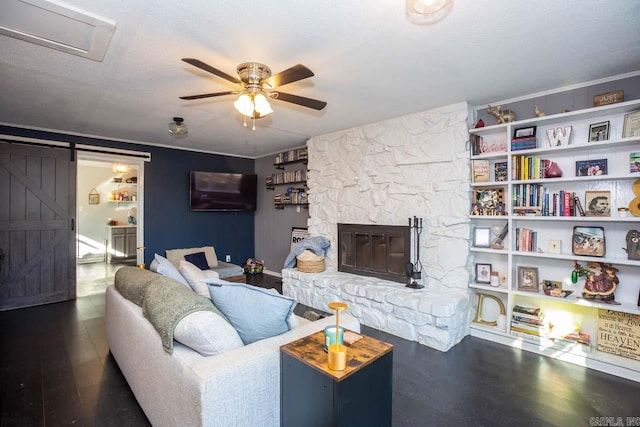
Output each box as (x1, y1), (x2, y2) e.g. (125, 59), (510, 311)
(338, 223), (410, 283)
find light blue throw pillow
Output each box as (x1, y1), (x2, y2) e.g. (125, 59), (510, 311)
(206, 279), (296, 344)
(153, 254), (190, 287)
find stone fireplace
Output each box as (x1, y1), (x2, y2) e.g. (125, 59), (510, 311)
(282, 102), (473, 351)
(337, 223), (410, 284)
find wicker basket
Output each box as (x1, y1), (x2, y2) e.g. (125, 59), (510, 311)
(296, 257), (325, 273)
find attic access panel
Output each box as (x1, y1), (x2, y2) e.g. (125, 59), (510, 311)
(0, 0), (115, 61)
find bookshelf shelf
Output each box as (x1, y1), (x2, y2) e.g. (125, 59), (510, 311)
(469, 99), (640, 381)
(270, 147), (309, 209)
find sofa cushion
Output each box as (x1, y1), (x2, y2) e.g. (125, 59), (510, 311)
(174, 311), (244, 356)
(166, 246), (218, 268)
(210, 260), (245, 279)
(142, 279), (226, 354)
(178, 260), (219, 299)
(153, 254), (190, 287)
(184, 251), (209, 270)
(207, 280), (296, 344)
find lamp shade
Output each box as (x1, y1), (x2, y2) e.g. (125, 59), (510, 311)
(406, 0), (453, 24)
(254, 93), (273, 116)
(234, 94), (255, 117)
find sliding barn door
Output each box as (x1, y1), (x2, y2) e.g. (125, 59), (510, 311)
(0, 143), (76, 310)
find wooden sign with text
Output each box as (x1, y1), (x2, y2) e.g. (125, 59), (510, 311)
(593, 90), (624, 107)
(597, 309), (640, 361)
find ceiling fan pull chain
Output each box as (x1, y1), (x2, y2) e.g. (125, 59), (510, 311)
(243, 115), (247, 127)
(252, 115), (256, 131)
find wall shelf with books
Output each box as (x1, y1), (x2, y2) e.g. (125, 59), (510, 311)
(468, 98), (640, 381)
(270, 147), (309, 209)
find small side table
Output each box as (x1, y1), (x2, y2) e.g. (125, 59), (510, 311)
(280, 330), (393, 427)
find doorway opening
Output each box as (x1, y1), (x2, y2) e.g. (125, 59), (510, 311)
(76, 153), (145, 297)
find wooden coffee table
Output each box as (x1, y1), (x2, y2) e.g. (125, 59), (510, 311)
(280, 330), (393, 427)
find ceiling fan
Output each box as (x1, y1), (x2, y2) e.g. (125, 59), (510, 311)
(179, 58), (327, 129)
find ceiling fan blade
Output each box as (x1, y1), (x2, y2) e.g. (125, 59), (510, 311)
(263, 64), (314, 89)
(179, 91), (238, 100)
(182, 58), (241, 84)
(270, 91), (327, 110)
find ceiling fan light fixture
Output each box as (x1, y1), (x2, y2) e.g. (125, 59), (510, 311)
(406, 0), (453, 25)
(254, 93), (273, 116)
(234, 94), (255, 117)
(168, 117), (188, 136)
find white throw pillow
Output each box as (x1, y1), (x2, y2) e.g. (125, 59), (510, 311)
(166, 246), (219, 268)
(154, 254), (190, 288)
(179, 260), (219, 298)
(174, 311), (244, 356)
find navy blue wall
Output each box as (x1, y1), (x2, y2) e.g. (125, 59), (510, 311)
(0, 126), (256, 267)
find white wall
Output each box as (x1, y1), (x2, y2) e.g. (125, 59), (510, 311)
(306, 102), (472, 289)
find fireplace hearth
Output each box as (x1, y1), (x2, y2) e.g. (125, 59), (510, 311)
(337, 223), (410, 284)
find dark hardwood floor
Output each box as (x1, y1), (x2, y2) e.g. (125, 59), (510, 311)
(1, 273), (639, 426)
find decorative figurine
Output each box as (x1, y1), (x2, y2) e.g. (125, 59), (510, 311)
(487, 105), (515, 124)
(474, 119), (485, 128)
(574, 261), (620, 303)
(534, 105), (546, 117)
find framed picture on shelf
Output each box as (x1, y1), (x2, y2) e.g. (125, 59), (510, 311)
(572, 226), (606, 257)
(472, 187), (505, 215)
(588, 121), (609, 142)
(517, 266), (539, 292)
(623, 111), (640, 138)
(475, 263), (492, 284)
(631, 152), (640, 173)
(513, 126), (536, 139)
(575, 159), (607, 177)
(473, 227), (492, 248)
(585, 190), (611, 216)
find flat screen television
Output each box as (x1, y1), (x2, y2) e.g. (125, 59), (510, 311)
(190, 171), (257, 211)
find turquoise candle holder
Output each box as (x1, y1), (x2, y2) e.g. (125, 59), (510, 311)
(324, 325), (344, 352)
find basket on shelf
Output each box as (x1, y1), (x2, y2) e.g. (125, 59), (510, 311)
(296, 250), (325, 273)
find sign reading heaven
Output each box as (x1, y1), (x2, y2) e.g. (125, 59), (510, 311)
(597, 309), (640, 361)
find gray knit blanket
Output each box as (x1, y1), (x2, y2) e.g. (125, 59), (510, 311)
(142, 278), (222, 354)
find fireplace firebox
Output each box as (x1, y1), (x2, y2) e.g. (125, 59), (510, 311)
(337, 223), (410, 284)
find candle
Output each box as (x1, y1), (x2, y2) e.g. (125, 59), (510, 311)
(324, 325), (344, 352)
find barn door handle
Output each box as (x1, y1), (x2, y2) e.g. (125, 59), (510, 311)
(71, 218), (75, 231)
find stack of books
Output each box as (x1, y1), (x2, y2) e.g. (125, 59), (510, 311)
(511, 137), (537, 151)
(548, 326), (591, 351)
(510, 305), (546, 338)
(515, 228), (538, 252)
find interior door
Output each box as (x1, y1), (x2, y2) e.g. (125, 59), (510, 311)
(0, 143), (76, 310)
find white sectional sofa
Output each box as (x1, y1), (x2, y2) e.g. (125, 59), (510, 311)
(105, 269), (360, 427)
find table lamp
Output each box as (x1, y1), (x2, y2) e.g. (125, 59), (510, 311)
(327, 301), (348, 371)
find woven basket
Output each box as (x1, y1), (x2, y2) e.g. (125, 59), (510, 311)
(297, 257), (325, 273)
